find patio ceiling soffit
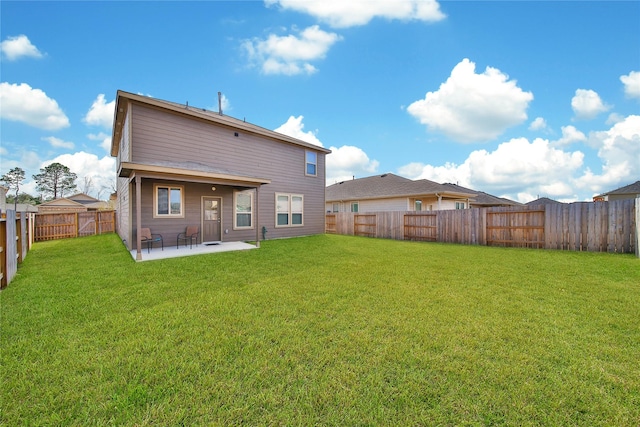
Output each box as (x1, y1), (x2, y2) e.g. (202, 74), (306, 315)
(119, 161), (270, 188)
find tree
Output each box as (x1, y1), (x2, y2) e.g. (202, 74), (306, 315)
(33, 162), (77, 200)
(6, 192), (40, 206)
(81, 175), (94, 195)
(1, 167), (25, 210)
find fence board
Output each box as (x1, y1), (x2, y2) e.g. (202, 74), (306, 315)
(404, 213), (437, 241)
(326, 199), (637, 254)
(35, 211), (116, 242)
(4, 211), (17, 287)
(354, 214), (376, 237)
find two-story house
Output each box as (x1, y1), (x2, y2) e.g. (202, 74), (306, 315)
(111, 90), (331, 260)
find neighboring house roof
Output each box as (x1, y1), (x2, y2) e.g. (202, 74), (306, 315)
(111, 90), (331, 158)
(39, 197), (86, 208)
(67, 193), (100, 204)
(525, 197), (564, 206)
(594, 180), (640, 200)
(15, 204), (39, 213)
(325, 173), (476, 201)
(441, 183), (522, 207)
(38, 195), (110, 212)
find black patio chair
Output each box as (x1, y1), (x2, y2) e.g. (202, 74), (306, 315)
(177, 225), (199, 249)
(140, 227), (163, 253)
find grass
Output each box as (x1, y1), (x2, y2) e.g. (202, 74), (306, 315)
(1, 233), (639, 426)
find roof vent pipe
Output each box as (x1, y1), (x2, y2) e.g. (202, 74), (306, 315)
(218, 92), (223, 115)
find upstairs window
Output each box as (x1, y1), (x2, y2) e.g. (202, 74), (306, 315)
(305, 151), (317, 176)
(234, 190), (254, 229)
(154, 184), (183, 217)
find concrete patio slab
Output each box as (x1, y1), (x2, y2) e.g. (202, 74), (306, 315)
(129, 241), (257, 262)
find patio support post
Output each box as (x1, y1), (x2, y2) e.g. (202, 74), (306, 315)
(255, 185), (260, 248)
(135, 175), (142, 260)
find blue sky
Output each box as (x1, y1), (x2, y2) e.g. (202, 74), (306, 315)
(1, 0), (639, 202)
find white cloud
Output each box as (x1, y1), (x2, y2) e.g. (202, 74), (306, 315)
(1, 35), (43, 61)
(274, 115), (323, 146)
(407, 58), (533, 143)
(83, 94), (115, 128)
(398, 137), (585, 202)
(88, 132), (112, 152)
(42, 136), (74, 149)
(571, 89), (611, 120)
(242, 25), (342, 75)
(0, 82), (69, 130)
(220, 94), (230, 112)
(45, 152), (116, 198)
(578, 115), (640, 192)
(265, 0), (445, 28)
(552, 125), (586, 147)
(529, 117), (549, 132)
(326, 145), (379, 184)
(620, 71), (640, 99)
(399, 116), (640, 202)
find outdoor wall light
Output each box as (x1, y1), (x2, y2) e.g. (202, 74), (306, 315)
(211, 186), (216, 191)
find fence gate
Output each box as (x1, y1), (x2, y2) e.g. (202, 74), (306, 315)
(354, 214), (376, 237)
(325, 214), (337, 234)
(404, 213), (437, 241)
(486, 209), (545, 248)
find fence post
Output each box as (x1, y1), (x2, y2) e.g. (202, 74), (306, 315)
(0, 218), (6, 288)
(16, 214), (22, 264)
(636, 197), (640, 258)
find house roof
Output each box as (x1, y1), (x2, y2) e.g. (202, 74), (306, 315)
(111, 90), (332, 158)
(595, 180), (640, 198)
(325, 173), (476, 202)
(38, 197), (86, 208)
(525, 197), (564, 206)
(441, 183), (522, 206)
(67, 193), (100, 205)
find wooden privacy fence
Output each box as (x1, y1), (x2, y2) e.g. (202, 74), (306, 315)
(34, 211), (116, 242)
(326, 199), (638, 255)
(1, 211), (35, 288)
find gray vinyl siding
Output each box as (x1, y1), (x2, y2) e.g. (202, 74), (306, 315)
(127, 103), (326, 242)
(115, 117), (131, 246)
(116, 177), (130, 246)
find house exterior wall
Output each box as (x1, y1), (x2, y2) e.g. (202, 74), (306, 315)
(115, 112), (132, 246)
(607, 193), (640, 202)
(118, 101), (327, 250)
(326, 196), (466, 213)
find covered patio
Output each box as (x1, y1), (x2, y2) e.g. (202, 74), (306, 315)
(129, 240), (257, 262)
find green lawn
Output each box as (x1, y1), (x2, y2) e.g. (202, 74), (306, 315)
(2, 233), (639, 426)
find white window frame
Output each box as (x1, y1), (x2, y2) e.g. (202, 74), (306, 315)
(275, 193), (304, 227)
(305, 150), (317, 176)
(351, 202), (359, 213)
(415, 200), (422, 211)
(455, 201), (466, 210)
(332, 203), (340, 213)
(153, 184), (184, 218)
(233, 190), (254, 230)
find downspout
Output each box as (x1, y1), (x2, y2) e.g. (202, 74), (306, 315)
(436, 193), (442, 210)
